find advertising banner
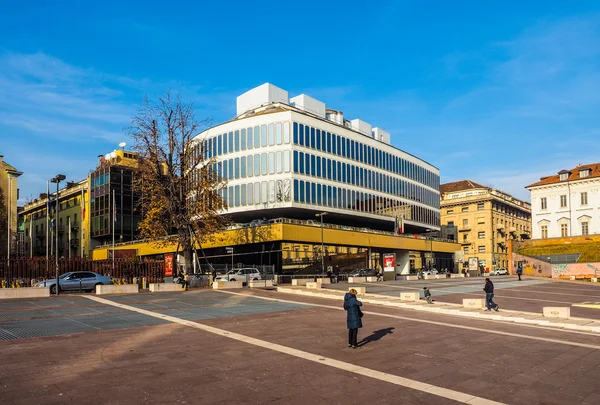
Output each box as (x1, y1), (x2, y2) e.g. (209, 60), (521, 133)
(468, 257), (478, 271)
(383, 253), (396, 272)
(164, 253), (174, 277)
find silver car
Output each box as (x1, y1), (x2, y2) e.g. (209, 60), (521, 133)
(35, 271), (112, 294)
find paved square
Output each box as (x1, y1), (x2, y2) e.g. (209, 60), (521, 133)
(1, 280), (600, 405)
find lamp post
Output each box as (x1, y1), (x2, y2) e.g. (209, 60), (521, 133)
(426, 228), (433, 270)
(315, 212), (327, 275)
(51, 174), (66, 295)
(7, 174), (11, 270)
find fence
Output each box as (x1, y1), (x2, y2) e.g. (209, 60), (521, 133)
(0, 257), (165, 286)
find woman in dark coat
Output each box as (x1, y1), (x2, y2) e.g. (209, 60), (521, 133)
(344, 288), (363, 348)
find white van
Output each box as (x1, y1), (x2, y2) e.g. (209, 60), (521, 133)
(215, 268), (262, 283)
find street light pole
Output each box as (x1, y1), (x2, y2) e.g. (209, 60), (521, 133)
(315, 212), (327, 275)
(51, 174), (66, 295)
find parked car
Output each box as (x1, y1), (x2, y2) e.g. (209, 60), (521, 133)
(34, 272), (112, 294)
(421, 268), (439, 276)
(215, 268), (262, 283)
(349, 268), (377, 277)
(491, 268), (509, 276)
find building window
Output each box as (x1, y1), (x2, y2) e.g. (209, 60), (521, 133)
(463, 247), (469, 254)
(462, 207), (469, 212)
(447, 209), (454, 214)
(560, 195), (567, 208)
(477, 217), (485, 224)
(559, 173), (569, 181)
(560, 223), (568, 237)
(463, 219), (468, 227)
(582, 222), (589, 236)
(477, 203), (484, 210)
(447, 221), (454, 227)
(581, 192), (588, 206)
(580, 169), (590, 178)
(541, 225), (548, 239)
(478, 246), (486, 253)
(541, 197), (547, 210)
(478, 232), (485, 239)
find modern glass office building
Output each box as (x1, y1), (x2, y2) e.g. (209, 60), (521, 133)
(194, 83), (440, 234)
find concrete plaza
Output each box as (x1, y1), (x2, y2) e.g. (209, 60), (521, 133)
(1, 277), (600, 404)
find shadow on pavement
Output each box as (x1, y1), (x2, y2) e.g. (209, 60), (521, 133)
(358, 327), (395, 347)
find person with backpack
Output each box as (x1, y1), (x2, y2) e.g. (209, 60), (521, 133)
(344, 288), (363, 349)
(516, 263), (523, 281)
(483, 278), (499, 312)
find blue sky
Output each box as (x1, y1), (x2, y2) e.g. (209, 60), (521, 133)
(2, 1), (600, 203)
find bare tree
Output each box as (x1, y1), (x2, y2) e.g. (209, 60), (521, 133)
(130, 93), (229, 274)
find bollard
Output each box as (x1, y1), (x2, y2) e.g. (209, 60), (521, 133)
(0, 280), (5, 288)
(142, 277), (147, 289)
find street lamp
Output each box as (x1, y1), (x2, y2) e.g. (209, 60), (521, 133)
(426, 228), (433, 270)
(315, 212), (327, 275)
(50, 174), (66, 295)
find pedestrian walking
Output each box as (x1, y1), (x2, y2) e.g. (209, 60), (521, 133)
(377, 269), (383, 282)
(483, 278), (499, 311)
(334, 266), (340, 284)
(211, 269), (217, 286)
(344, 288), (363, 348)
(516, 263), (523, 281)
(423, 287), (433, 304)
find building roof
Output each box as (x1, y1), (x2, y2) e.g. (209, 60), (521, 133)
(526, 163), (600, 188)
(440, 180), (487, 195)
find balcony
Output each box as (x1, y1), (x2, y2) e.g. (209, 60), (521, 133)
(57, 225), (65, 234)
(459, 226), (471, 232)
(71, 221), (79, 231)
(460, 239), (472, 245)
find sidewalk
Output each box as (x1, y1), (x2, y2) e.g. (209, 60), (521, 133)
(277, 285), (600, 334)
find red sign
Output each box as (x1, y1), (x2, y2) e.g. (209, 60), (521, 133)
(164, 254), (174, 277)
(383, 254), (395, 272)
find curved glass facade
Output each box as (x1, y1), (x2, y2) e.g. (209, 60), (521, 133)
(194, 112), (440, 230)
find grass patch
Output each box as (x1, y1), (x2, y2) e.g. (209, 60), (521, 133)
(517, 242), (600, 263)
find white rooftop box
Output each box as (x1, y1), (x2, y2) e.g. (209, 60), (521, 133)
(372, 127), (390, 144)
(350, 119), (372, 136)
(236, 83), (289, 116)
(290, 94), (326, 118)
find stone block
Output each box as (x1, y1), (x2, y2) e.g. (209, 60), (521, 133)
(292, 279), (309, 286)
(435, 274), (447, 279)
(348, 276), (367, 283)
(463, 298), (485, 309)
(0, 287), (51, 299)
(366, 277), (379, 282)
(212, 280), (244, 289)
(591, 278), (598, 283)
(424, 274), (437, 280)
(570, 276), (576, 280)
(315, 278), (331, 284)
(306, 282), (322, 289)
(149, 283), (185, 292)
(450, 274), (465, 278)
(405, 275), (419, 281)
(96, 284), (139, 295)
(349, 287), (366, 295)
(400, 292), (420, 301)
(543, 307), (570, 319)
(248, 280), (273, 288)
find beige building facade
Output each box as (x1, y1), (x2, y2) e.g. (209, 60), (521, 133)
(1, 155), (23, 254)
(441, 180), (531, 273)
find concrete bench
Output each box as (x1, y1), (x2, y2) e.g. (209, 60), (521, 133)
(0, 287), (50, 299)
(306, 282), (322, 289)
(450, 274), (465, 278)
(96, 284), (139, 295)
(405, 275), (419, 281)
(315, 278), (331, 284)
(543, 307), (570, 318)
(149, 283), (185, 292)
(463, 298), (485, 309)
(591, 278), (598, 283)
(248, 280), (273, 288)
(366, 276), (379, 282)
(435, 274), (447, 279)
(349, 287), (366, 295)
(212, 280), (244, 289)
(348, 276), (367, 283)
(570, 276), (576, 281)
(424, 274), (437, 280)
(400, 292), (420, 301)
(291, 279), (309, 286)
